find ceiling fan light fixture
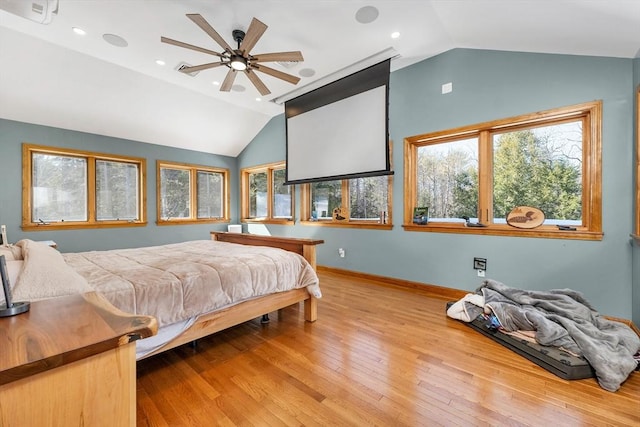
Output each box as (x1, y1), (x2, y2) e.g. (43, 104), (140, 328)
(230, 55), (247, 71)
(163, 14), (303, 95)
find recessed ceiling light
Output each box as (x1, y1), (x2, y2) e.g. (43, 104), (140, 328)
(255, 98), (262, 102)
(72, 27), (86, 36)
(155, 59), (165, 66)
(391, 32), (401, 39)
(355, 6), (379, 24)
(102, 33), (128, 48)
(299, 68), (316, 78)
(212, 81), (220, 86)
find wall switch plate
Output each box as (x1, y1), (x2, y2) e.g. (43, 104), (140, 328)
(477, 270), (485, 277)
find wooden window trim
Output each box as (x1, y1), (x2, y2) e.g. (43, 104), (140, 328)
(300, 178), (394, 230)
(403, 101), (603, 241)
(22, 144), (147, 231)
(156, 160), (229, 225)
(240, 161), (294, 225)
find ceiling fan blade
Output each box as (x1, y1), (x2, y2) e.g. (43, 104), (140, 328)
(161, 36), (223, 57)
(253, 64), (301, 85)
(187, 13), (234, 53)
(220, 69), (238, 92)
(180, 62), (225, 73)
(239, 18), (268, 54)
(245, 70), (271, 96)
(252, 51), (304, 63)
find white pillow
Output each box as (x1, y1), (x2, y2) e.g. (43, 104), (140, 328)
(0, 260), (23, 306)
(12, 240), (91, 302)
(0, 245), (22, 261)
(6, 260), (23, 287)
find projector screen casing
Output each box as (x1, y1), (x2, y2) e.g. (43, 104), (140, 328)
(285, 60), (391, 184)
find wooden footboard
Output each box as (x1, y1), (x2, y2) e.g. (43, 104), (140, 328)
(141, 233), (324, 359)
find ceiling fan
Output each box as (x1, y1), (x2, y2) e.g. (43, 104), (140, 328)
(161, 14), (303, 96)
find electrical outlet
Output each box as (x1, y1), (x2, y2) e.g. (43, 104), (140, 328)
(338, 248), (345, 258)
(473, 257), (487, 270)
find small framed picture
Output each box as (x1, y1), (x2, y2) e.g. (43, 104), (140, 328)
(413, 206), (429, 225)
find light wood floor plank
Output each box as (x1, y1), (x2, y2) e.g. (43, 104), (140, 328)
(137, 269), (640, 426)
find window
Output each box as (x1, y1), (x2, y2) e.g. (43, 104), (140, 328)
(22, 144), (146, 230)
(301, 175), (392, 229)
(241, 162), (294, 224)
(404, 101), (602, 240)
(157, 161), (229, 224)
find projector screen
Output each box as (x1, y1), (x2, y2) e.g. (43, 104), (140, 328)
(285, 60), (391, 184)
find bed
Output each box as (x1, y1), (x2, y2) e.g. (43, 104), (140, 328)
(2, 232), (324, 359)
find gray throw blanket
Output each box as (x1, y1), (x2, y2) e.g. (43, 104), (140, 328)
(473, 279), (639, 392)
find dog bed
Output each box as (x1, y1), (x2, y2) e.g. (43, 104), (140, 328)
(446, 301), (595, 380)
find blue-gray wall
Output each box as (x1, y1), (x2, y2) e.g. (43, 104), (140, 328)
(633, 57), (640, 325)
(239, 48), (638, 322)
(0, 119), (238, 252)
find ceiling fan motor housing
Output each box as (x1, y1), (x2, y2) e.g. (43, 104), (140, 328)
(232, 29), (245, 48)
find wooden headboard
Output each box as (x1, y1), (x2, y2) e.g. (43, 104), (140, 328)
(210, 232), (324, 270)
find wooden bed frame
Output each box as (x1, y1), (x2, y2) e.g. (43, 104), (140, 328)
(141, 232), (324, 359)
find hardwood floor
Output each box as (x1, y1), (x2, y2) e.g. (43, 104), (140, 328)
(136, 270), (640, 426)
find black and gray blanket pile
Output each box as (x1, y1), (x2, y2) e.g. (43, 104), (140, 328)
(447, 279), (640, 392)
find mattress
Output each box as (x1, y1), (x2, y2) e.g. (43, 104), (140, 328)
(447, 301), (595, 380)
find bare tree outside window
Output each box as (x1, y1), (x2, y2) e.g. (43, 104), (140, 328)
(32, 153), (87, 222)
(197, 171), (223, 218)
(23, 144), (146, 230)
(160, 168), (190, 219)
(349, 176), (388, 221)
(311, 180), (342, 219)
(273, 169), (291, 218)
(96, 160), (139, 221)
(417, 138), (478, 221)
(157, 161), (228, 224)
(249, 171), (268, 218)
(241, 162), (293, 223)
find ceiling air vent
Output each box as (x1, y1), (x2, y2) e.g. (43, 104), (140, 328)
(276, 61), (300, 69)
(0, 0), (58, 24)
(175, 62), (200, 77)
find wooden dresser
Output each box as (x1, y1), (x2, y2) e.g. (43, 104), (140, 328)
(0, 292), (157, 427)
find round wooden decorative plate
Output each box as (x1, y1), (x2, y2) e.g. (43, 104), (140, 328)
(506, 206), (545, 229)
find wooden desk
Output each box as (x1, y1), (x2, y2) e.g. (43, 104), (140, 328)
(0, 292), (157, 427)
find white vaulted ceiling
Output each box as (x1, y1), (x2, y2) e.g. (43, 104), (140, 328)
(1, 0), (639, 156)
